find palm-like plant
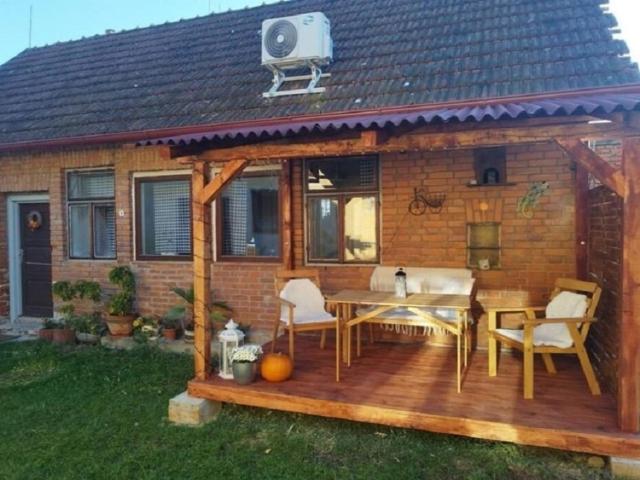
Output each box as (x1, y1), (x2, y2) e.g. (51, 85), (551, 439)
(165, 286), (231, 331)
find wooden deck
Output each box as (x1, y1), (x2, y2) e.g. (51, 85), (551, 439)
(189, 335), (640, 458)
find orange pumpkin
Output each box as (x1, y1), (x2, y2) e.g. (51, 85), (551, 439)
(260, 352), (293, 382)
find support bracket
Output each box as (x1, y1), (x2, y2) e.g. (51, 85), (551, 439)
(263, 62), (330, 98)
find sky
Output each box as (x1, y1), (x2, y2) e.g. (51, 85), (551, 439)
(0, 0), (639, 66)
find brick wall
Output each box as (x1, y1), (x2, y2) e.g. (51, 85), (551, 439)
(0, 146), (278, 328)
(1, 141), (579, 350)
(292, 142), (577, 346)
(585, 140), (624, 398)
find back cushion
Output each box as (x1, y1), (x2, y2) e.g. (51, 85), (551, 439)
(280, 278), (325, 315)
(535, 291), (588, 347)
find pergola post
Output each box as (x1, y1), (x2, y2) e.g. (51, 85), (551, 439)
(192, 158), (250, 380)
(281, 159), (293, 270)
(620, 137), (640, 432)
(192, 160), (212, 380)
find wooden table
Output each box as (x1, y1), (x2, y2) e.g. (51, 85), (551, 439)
(327, 290), (472, 391)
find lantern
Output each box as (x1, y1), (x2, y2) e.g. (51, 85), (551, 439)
(395, 267), (407, 299)
(218, 319), (245, 379)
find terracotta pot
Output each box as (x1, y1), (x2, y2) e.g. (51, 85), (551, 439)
(52, 328), (76, 344)
(106, 314), (135, 337)
(38, 328), (54, 342)
(163, 328), (177, 341)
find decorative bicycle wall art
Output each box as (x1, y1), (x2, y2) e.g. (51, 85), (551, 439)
(408, 187), (447, 215)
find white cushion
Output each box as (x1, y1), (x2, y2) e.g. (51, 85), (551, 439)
(497, 291), (588, 348)
(279, 278), (335, 325)
(369, 266), (473, 294)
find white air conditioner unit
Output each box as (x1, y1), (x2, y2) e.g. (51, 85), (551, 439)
(261, 12), (333, 97)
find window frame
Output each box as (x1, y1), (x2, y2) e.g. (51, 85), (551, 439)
(304, 156), (381, 265)
(215, 170), (283, 263)
(66, 168), (116, 260)
(134, 174), (193, 262)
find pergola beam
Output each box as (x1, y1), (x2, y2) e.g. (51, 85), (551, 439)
(181, 121), (632, 164)
(554, 138), (626, 197)
(199, 158), (250, 204)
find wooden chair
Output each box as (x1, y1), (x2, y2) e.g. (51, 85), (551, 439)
(487, 278), (602, 399)
(272, 269), (336, 363)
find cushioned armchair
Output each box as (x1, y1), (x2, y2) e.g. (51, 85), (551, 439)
(487, 278), (602, 399)
(272, 269), (336, 363)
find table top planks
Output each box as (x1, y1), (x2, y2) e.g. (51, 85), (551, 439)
(326, 290), (471, 310)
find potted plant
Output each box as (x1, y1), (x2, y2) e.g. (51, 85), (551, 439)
(67, 313), (103, 344)
(51, 319), (76, 344)
(132, 316), (160, 343)
(105, 266), (136, 337)
(51, 280), (101, 345)
(38, 318), (57, 342)
(166, 285), (232, 343)
(160, 316), (180, 341)
(230, 344), (263, 385)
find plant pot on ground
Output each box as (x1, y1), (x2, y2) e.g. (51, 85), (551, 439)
(51, 323), (76, 344)
(105, 266), (136, 337)
(67, 313), (103, 344)
(160, 317), (179, 341)
(38, 319), (57, 342)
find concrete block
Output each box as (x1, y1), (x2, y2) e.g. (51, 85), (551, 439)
(611, 456), (640, 479)
(168, 391), (221, 426)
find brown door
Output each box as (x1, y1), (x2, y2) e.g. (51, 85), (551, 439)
(20, 203), (53, 317)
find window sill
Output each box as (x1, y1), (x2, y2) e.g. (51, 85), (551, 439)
(305, 262), (380, 268)
(466, 182), (517, 188)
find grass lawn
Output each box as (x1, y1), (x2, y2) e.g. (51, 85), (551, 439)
(0, 341), (613, 480)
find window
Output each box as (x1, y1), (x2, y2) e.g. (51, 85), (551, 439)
(305, 156), (379, 263)
(218, 172), (281, 260)
(67, 170), (116, 259)
(135, 176), (191, 260)
(473, 147), (507, 185)
(467, 222), (501, 269)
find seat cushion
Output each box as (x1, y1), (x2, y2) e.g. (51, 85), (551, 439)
(279, 278), (335, 325)
(497, 291), (588, 348)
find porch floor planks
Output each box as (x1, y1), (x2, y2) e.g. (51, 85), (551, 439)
(189, 335), (640, 458)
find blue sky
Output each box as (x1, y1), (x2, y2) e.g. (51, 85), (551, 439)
(1, 0), (639, 66)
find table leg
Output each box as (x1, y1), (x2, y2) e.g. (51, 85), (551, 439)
(335, 304), (341, 383)
(463, 311), (468, 367)
(457, 327), (461, 393)
(357, 323), (361, 358)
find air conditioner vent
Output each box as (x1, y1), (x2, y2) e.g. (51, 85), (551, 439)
(264, 20), (298, 59)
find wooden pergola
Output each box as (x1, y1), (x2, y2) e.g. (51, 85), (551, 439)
(184, 109), (640, 449)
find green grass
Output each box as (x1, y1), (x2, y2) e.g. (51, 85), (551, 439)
(0, 341), (612, 480)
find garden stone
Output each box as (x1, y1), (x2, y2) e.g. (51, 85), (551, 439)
(168, 391), (221, 426)
(610, 457), (640, 479)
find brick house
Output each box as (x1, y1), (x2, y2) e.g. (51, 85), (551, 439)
(2, 0), (640, 458)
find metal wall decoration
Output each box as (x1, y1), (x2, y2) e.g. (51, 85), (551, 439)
(26, 210), (43, 231)
(517, 181), (550, 218)
(408, 187), (447, 215)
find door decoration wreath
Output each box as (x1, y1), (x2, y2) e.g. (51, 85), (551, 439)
(26, 210), (43, 231)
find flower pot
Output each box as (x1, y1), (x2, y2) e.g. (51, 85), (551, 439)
(106, 314), (135, 337)
(52, 328), (76, 344)
(38, 328), (54, 342)
(232, 362), (257, 385)
(76, 332), (99, 344)
(163, 328), (177, 341)
(183, 329), (194, 343)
